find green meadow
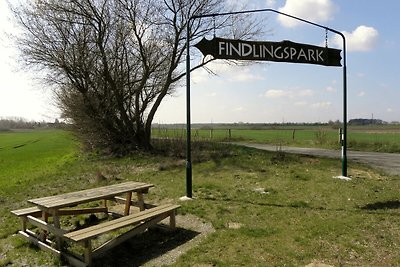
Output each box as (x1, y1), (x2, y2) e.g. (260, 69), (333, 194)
(153, 125), (400, 153)
(0, 130), (78, 189)
(0, 129), (399, 266)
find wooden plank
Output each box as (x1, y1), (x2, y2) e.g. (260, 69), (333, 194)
(11, 206), (42, 217)
(84, 205), (178, 239)
(25, 229), (40, 239)
(64, 204), (180, 242)
(28, 182), (154, 209)
(137, 192), (145, 211)
(169, 210), (176, 229)
(20, 230), (85, 267)
(21, 217), (27, 231)
(30, 182), (145, 206)
(124, 192), (132, 216)
(92, 212), (170, 258)
(84, 240), (92, 266)
(20, 231), (87, 267)
(18, 230), (61, 255)
(112, 196), (156, 209)
(57, 207), (108, 216)
(52, 209), (62, 250)
(40, 211), (49, 241)
(65, 206), (164, 241)
(27, 216), (67, 237)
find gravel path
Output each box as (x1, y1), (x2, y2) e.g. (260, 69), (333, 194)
(233, 143), (400, 176)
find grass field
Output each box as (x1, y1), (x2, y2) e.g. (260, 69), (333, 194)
(0, 129), (399, 266)
(0, 130), (78, 189)
(153, 125), (400, 153)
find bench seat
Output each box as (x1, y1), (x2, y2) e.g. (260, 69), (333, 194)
(11, 206), (42, 217)
(63, 204), (180, 266)
(11, 206), (47, 232)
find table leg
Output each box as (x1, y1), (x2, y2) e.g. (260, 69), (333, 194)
(84, 240), (93, 266)
(169, 210), (176, 229)
(39, 211), (49, 241)
(137, 192), (145, 211)
(124, 192), (132, 216)
(52, 210), (62, 250)
(103, 199), (109, 217)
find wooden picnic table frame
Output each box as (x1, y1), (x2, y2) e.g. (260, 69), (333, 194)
(13, 181), (158, 266)
(29, 181), (153, 245)
(28, 181), (154, 214)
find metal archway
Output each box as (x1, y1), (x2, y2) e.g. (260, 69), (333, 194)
(185, 8), (347, 198)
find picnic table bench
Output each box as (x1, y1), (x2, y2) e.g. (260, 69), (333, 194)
(11, 181), (180, 267)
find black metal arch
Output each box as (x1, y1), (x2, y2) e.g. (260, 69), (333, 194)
(185, 8), (347, 198)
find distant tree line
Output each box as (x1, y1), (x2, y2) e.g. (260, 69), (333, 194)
(348, 118), (386, 126)
(154, 119), (400, 131)
(0, 118), (63, 131)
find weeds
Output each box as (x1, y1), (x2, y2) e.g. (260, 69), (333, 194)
(152, 137), (234, 164)
(315, 128), (328, 144)
(271, 144), (287, 164)
(2, 130), (400, 266)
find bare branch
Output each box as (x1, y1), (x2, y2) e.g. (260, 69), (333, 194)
(9, 0), (267, 153)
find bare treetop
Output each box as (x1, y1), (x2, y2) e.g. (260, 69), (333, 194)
(9, 0), (265, 153)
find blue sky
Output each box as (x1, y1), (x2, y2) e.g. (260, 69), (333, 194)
(1, 0), (399, 123)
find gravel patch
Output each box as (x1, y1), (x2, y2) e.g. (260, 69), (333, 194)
(94, 214), (215, 266)
(143, 214), (215, 266)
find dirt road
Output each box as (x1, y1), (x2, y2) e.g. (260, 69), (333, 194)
(235, 143), (400, 176)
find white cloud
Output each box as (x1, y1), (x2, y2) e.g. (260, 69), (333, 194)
(264, 88), (314, 98)
(294, 101), (307, 106)
(230, 69), (264, 82)
(234, 106), (245, 112)
(387, 108), (393, 113)
(192, 69), (210, 84)
(205, 92), (217, 97)
(298, 89), (314, 96)
(264, 89), (290, 98)
(266, 0), (277, 8)
(277, 0), (337, 28)
(192, 63), (263, 83)
(332, 25), (379, 52)
(325, 86), (336, 92)
(311, 101), (331, 109)
(357, 91), (365, 97)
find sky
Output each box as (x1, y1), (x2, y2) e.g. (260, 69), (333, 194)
(0, 0), (399, 123)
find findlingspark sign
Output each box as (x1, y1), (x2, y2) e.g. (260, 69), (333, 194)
(195, 37), (342, 67)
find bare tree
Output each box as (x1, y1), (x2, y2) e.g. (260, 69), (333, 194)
(10, 0), (263, 153)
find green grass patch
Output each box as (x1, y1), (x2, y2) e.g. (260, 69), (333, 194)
(153, 125), (400, 153)
(0, 129), (79, 189)
(1, 130), (399, 266)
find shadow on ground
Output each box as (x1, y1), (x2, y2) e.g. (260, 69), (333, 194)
(360, 200), (400, 210)
(93, 226), (199, 267)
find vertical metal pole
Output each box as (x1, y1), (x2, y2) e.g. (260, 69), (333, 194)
(186, 9), (348, 193)
(342, 36), (347, 177)
(185, 21), (193, 198)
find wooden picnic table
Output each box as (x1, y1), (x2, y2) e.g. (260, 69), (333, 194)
(28, 181), (153, 247)
(28, 181), (154, 216)
(11, 181), (180, 266)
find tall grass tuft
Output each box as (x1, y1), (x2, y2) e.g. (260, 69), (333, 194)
(315, 128), (328, 144)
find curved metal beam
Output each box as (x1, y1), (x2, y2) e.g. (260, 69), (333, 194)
(185, 8), (348, 198)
